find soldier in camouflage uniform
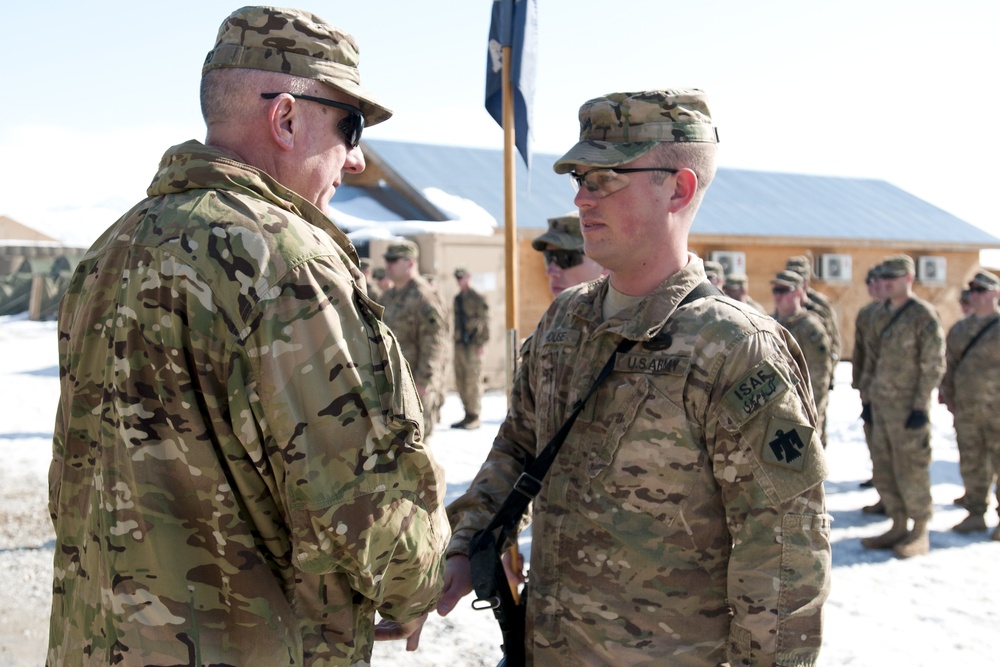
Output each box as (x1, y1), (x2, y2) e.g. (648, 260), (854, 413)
(380, 240), (449, 438)
(703, 258), (726, 288)
(372, 266), (393, 297)
(853, 266), (887, 506)
(431, 90), (831, 666)
(724, 272), (768, 314)
(451, 268), (490, 430)
(532, 210), (607, 298)
(772, 270), (834, 444)
(47, 8), (449, 666)
(860, 255), (945, 558)
(786, 256), (842, 374)
(939, 270), (1000, 539)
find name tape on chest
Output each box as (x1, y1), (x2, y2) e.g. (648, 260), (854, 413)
(614, 352), (689, 376)
(542, 329), (582, 346)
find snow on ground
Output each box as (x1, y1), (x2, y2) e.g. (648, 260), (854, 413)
(1, 315), (996, 666)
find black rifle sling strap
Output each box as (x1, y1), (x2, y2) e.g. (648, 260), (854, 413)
(879, 298), (916, 339)
(471, 281), (721, 550)
(959, 314), (1000, 364)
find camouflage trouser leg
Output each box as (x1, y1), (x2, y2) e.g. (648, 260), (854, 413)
(453, 343), (483, 417)
(870, 401), (933, 521)
(954, 410), (999, 515)
(814, 387), (829, 447)
(420, 388), (442, 438)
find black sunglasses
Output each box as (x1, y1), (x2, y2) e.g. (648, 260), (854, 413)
(771, 286), (792, 295)
(261, 92), (365, 148)
(968, 284), (992, 293)
(542, 249), (585, 269)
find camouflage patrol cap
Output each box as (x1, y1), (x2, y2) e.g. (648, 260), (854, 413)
(454, 267), (469, 279)
(880, 254), (915, 278)
(959, 289), (972, 304)
(703, 260), (725, 280)
(865, 266), (881, 284)
(552, 89), (719, 174)
(531, 211), (584, 251)
(203, 6), (392, 125)
(724, 273), (749, 289)
(372, 267), (386, 279)
(385, 239), (418, 260)
(969, 270), (1000, 290)
(771, 270), (805, 289)
(784, 256), (813, 281)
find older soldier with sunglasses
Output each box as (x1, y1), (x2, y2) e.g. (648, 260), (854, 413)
(531, 210), (608, 298)
(47, 7), (449, 666)
(435, 89), (831, 666)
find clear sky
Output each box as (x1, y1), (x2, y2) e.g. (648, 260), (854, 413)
(1, 0), (997, 250)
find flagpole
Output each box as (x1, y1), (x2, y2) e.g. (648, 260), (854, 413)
(501, 43), (524, 604)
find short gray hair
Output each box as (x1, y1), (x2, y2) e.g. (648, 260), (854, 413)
(200, 68), (312, 126)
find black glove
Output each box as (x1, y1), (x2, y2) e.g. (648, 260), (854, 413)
(904, 409), (929, 430)
(860, 403), (872, 425)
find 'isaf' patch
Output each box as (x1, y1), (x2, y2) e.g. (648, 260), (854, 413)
(725, 359), (789, 420)
(760, 416), (814, 471)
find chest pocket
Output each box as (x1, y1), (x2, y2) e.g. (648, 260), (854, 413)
(534, 331), (583, 442)
(353, 285), (423, 434)
(586, 373), (705, 529)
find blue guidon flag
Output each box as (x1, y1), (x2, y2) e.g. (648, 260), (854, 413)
(485, 0), (537, 168)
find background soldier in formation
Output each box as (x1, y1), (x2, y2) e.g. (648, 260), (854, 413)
(47, 7), (449, 664)
(372, 265), (392, 297)
(939, 270), (1000, 540)
(785, 256), (841, 375)
(772, 270), (833, 444)
(860, 254), (944, 558)
(723, 272), (768, 313)
(531, 210), (607, 298)
(853, 266), (887, 509)
(431, 88), (830, 666)
(381, 240), (449, 438)
(703, 258), (725, 288)
(451, 268), (490, 430)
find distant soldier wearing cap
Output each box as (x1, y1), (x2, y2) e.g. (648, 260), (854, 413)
(451, 268), (490, 430)
(959, 288), (974, 316)
(772, 270), (834, 443)
(46, 7), (449, 665)
(939, 270), (1000, 540)
(853, 266), (888, 505)
(531, 210), (607, 298)
(723, 272), (767, 313)
(859, 254), (944, 558)
(380, 239), (449, 438)
(703, 258), (726, 288)
(786, 256), (842, 377)
(373, 265), (393, 296)
(360, 259), (382, 301)
(434, 89), (830, 666)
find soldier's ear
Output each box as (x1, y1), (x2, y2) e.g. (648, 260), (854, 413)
(668, 168), (698, 213)
(264, 94), (298, 152)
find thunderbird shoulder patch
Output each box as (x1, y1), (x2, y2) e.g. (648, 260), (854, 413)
(760, 416), (814, 471)
(724, 359), (789, 421)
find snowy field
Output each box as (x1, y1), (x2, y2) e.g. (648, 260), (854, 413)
(1, 315), (996, 666)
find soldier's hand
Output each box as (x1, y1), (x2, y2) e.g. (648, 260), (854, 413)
(860, 403), (872, 424)
(374, 615), (427, 651)
(904, 409), (929, 430)
(436, 555), (474, 617)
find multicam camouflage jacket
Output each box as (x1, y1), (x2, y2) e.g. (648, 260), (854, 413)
(454, 288), (490, 347)
(851, 299), (882, 397)
(939, 309), (1000, 415)
(805, 287), (841, 363)
(48, 140), (449, 666)
(380, 276), (448, 390)
(447, 258), (831, 667)
(861, 296), (945, 410)
(778, 309), (833, 409)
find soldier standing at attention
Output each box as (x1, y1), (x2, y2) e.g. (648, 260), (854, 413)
(786, 256), (842, 377)
(451, 268), (491, 430)
(860, 254), (944, 558)
(854, 266), (887, 507)
(532, 210), (607, 298)
(46, 7), (449, 665)
(421, 89), (831, 665)
(724, 272), (768, 313)
(381, 240), (449, 438)
(772, 270), (834, 444)
(939, 270), (1000, 539)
